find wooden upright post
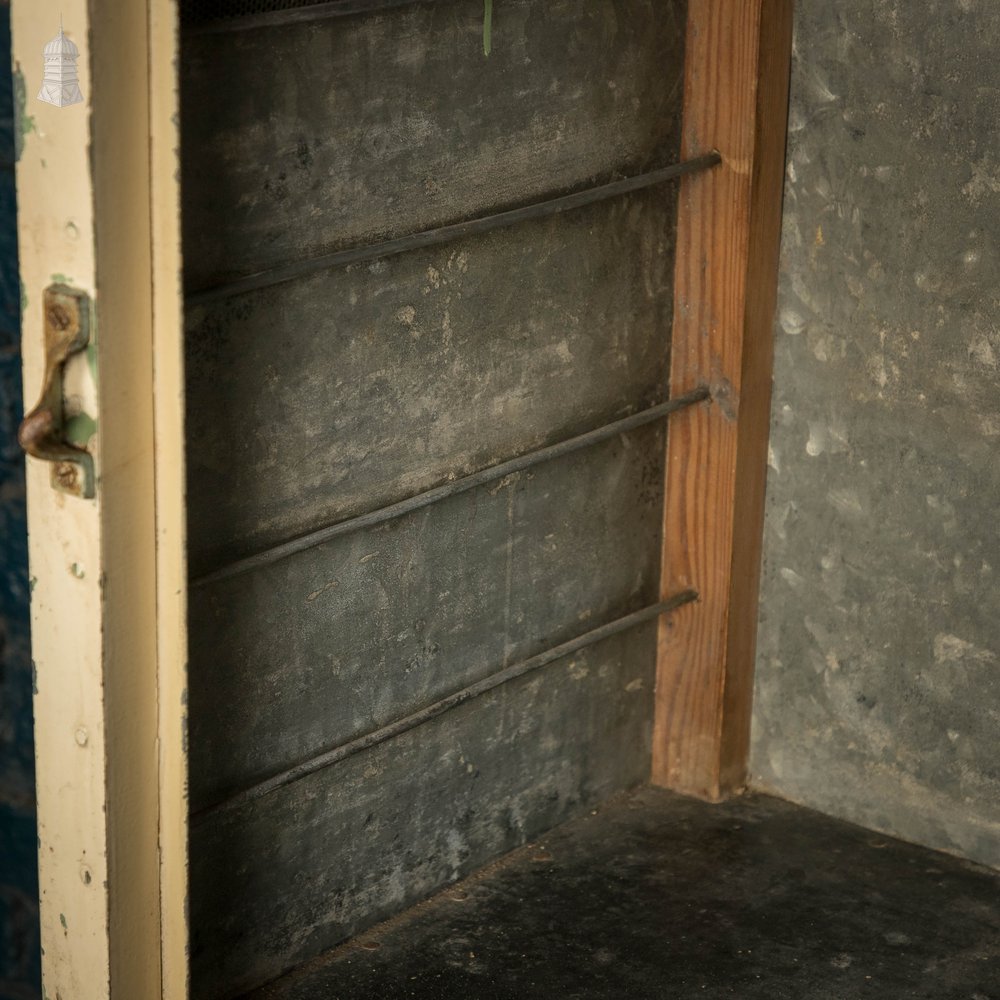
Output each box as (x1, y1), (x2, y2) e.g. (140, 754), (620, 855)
(653, 0), (794, 800)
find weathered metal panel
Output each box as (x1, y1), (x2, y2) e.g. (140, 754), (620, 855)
(180, 0), (687, 289)
(185, 191), (678, 574)
(189, 425), (665, 808)
(751, 1), (1000, 868)
(183, 0), (688, 993)
(190, 626), (656, 999)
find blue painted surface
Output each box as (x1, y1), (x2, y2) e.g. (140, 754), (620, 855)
(0, 1), (40, 997)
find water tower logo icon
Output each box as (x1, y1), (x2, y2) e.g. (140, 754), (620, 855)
(38, 19), (83, 108)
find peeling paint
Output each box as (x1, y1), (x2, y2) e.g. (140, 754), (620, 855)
(65, 411), (97, 448)
(86, 342), (98, 387)
(13, 63), (36, 161)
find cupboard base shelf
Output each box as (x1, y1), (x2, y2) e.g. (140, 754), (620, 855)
(243, 786), (1000, 999)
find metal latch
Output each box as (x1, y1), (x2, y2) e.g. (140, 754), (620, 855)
(17, 285), (96, 499)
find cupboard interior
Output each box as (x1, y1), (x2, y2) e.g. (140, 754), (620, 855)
(182, 1), (695, 996)
(178, 3), (1000, 1000)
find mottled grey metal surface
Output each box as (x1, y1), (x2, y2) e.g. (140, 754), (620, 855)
(751, 2), (1000, 869)
(185, 193), (678, 574)
(190, 425), (665, 809)
(183, 1), (687, 995)
(181, 0), (687, 289)
(191, 627), (656, 999)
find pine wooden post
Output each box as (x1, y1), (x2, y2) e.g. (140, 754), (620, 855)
(653, 0), (794, 800)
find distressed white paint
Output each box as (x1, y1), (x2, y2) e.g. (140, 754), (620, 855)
(148, 0), (190, 989)
(15, 0), (186, 995)
(15, 2), (107, 994)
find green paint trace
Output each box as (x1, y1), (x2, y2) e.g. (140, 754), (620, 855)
(51, 273), (74, 286)
(70, 562), (85, 580)
(13, 64), (37, 161)
(59, 913), (67, 930)
(483, 0), (493, 56)
(87, 342), (99, 387)
(66, 411), (98, 448)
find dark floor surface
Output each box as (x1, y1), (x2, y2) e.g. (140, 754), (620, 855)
(247, 786), (1000, 1000)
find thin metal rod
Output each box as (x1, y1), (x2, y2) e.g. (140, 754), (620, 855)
(192, 589), (699, 821)
(184, 0), (433, 37)
(192, 386), (710, 589)
(185, 153), (722, 307)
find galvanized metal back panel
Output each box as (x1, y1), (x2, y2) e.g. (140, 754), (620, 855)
(752, 0), (1000, 870)
(181, 0), (686, 290)
(189, 427), (667, 809)
(192, 626), (657, 997)
(183, 1), (687, 994)
(185, 197), (677, 574)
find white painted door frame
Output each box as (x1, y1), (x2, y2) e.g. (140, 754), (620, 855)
(13, 1), (187, 996)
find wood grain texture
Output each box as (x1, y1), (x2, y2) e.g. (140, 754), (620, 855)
(653, 0), (793, 799)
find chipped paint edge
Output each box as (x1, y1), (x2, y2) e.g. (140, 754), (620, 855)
(13, 1), (110, 996)
(15, 0), (186, 996)
(148, 0), (190, 995)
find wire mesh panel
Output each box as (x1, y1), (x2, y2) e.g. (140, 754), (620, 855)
(182, 0), (694, 993)
(180, 0), (336, 27)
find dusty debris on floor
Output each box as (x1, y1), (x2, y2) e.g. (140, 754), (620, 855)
(247, 786), (1000, 999)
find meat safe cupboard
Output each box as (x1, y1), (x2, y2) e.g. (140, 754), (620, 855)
(15, 0), (799, 996)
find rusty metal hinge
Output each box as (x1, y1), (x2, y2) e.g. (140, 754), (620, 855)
(17, 285), (96, 499)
